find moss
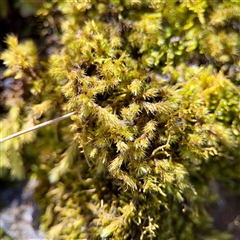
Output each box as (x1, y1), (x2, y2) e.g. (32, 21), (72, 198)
(0, 0), (239, 239)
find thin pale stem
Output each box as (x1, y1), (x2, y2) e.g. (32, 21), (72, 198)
(151, 133), (171, 157)
(0, 111), (77, 143)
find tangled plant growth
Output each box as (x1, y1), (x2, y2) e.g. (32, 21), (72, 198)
(0, 0), (240, 239)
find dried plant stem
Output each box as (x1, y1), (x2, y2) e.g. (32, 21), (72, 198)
(0, 111), (77, 143)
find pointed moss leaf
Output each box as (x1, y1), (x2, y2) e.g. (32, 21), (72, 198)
(142, 102), (157, 114)
(109, 156), (124, 172)
(32, 100), (52, 119)
(116, 141), (129, 153)
(101, 218), (121, 238)
(130, 79), (143, 96)
(49, 142), (77, 183)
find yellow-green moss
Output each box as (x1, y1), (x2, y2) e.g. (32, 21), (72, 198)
(1, 0), (239, 239)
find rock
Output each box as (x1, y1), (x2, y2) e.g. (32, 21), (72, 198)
(0, 179), (45, 239)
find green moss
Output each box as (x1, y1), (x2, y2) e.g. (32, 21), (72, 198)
(0, 0), (239, 239)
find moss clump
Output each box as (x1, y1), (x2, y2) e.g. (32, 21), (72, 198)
(1, 0), (240, 239)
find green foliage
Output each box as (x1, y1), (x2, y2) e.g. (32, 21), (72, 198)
(0, 0), (239, 239)
(0, 228), (11, 240)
